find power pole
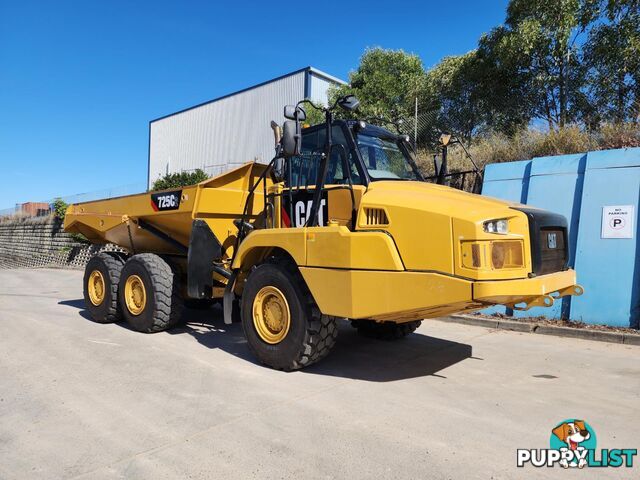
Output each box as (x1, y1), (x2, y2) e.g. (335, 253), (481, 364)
(414, 96), (418, 149)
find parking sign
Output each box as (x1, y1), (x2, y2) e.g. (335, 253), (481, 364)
(601, 205), (635, 239)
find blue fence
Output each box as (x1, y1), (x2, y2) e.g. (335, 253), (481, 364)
(481, 147), (639, 328)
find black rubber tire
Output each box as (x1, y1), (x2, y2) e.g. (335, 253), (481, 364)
(351, 319), (422, 340)
(83, 252), (125, 323)
(156, 255), (191, 328)
(241, 261), (337, 370)
(118, 253), (184, 333)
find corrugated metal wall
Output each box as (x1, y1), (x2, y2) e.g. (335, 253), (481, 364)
(148, 71), (307, 187)
(308, 71), (337, 104)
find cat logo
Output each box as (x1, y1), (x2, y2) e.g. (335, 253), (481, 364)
(282, 191), (329, 227)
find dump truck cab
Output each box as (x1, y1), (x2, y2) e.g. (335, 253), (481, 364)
(233, 106), (581, 320)
(64, 96), (583, 371)
(278, 119), (422, 227)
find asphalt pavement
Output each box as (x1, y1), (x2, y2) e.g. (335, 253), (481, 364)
(0, 268), (638, 479)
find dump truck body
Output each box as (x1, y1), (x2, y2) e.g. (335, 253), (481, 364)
(66, 163), (269, 259)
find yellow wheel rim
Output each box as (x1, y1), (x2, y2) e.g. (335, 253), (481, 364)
(87, 270), (106, 306)
(124, 274), (147, 316)
(253, 286), (291, 344)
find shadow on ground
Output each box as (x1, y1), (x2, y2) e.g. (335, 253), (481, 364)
(59, 299), (472, 382)
(59, 298), (123, 324)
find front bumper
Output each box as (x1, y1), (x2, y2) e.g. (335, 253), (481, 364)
(299, 266), (583, 322)
(473, 269), (583, 311)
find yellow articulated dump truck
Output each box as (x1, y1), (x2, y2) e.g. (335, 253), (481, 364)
(65, 96), (583, 370)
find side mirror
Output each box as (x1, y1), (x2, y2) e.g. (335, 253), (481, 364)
(337, 95), (360, 112)
(284, 105), (306, 121)
(282, 120), (301, 158)
(439, 133), (452, 146)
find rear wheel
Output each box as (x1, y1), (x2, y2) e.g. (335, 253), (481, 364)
(118, 253), (184, 332)
(351, 319), (422, 340)
(83, 252), (125, 323)
(241, 261), (337, 370)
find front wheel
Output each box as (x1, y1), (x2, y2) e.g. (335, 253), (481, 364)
(241, 262), (337, 370)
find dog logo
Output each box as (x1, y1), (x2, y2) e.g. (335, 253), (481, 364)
(551, 420), (593, 468)
(518, 419), (636, 468)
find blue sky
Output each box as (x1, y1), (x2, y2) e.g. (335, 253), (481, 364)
(0, 0), (508, 208)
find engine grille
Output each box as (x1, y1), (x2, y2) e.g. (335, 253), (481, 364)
(538, 228), (567, 275)
(363, 207), (389, 226)
(512, 207), (569, 276)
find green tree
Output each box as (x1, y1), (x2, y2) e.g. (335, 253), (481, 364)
(482, 0), (599, 129)
(424, 51), (490, 141)
(583, 0), (640, 124)
(301, 101), (326, 126)
(476, 31), (535, 135)
(330, 47), (427, 122)
(52, 198), (68, 220)
(152, 169), (209, 191)
(313, 0), (638, 153)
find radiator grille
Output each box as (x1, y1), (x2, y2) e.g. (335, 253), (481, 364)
(512, 207), (569, 276)
(363, 208), (389, 226)
(538, 228), (567, 275)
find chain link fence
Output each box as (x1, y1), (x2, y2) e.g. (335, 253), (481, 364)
(366, 108), (484, 192)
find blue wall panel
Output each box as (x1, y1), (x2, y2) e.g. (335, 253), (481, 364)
(511, 153), (586, 319)
(482, 160), (531, 203)
(480, 147), (640, 327)
(570, 149), (640, 327)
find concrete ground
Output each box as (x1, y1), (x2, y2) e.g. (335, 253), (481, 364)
(0, 268), (638, 480)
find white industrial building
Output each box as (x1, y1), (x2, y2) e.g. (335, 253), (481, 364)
(147, 67), (346, 188)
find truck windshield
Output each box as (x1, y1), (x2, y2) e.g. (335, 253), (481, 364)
(356, 133), (420, 181)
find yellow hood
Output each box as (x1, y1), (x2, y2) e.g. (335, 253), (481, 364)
(363, 180), (526, 220)
(358, 181), (531, 275)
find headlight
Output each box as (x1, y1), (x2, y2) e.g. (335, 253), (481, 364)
(483, 218), (509, 234)
(461, 240), (524, 270)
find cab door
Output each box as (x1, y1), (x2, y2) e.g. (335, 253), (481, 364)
(282, 124), (365, 228)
